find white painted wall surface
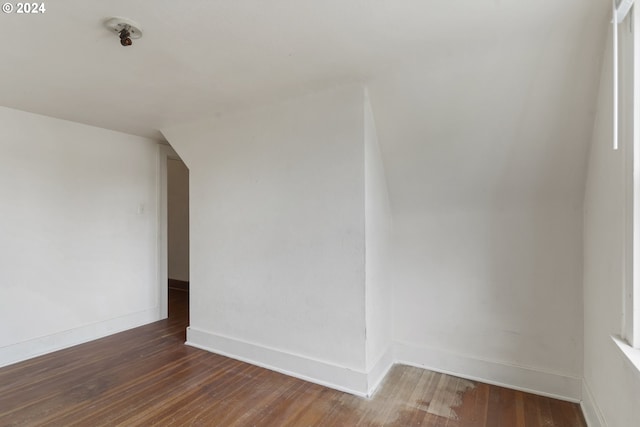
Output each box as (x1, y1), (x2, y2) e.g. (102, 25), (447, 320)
(392, 205), (584, 399)
(582, 21), (640, 427)
(167, 158), (189, 282)
(0, 107), (160, 367)
(162, 87), (368, 386)
(375, 3), (607, 399)
(364, 92), (393, 378)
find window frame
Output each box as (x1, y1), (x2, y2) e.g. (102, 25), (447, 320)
(624, 4), (640, 348)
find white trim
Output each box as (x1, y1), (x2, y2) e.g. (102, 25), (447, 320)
(157, 144), (170, 320)
(366, 345), (394, 397)
(581, 378), (607, 427)
(185, 332), (584, 401)
(615, 0), (635, 24)
(0, 307), (159, 368)
(157, 143), (181, 320)
(624, 2), (635, 344)
(631, 0), (640, 348)
(393, 341), (582, 402)
(186, 326), (372, 397)
(614, 0), (620, 150)
(612, 335), (640, 379)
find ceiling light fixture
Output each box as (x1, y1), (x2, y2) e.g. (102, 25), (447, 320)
(105, 17), (143, 47)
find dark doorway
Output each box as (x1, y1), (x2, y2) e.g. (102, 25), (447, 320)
(167, 157), (189, 318)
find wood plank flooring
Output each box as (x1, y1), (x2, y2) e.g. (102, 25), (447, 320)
(0, 290), (586, 426)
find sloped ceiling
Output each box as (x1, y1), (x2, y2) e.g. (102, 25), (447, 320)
(1, 0), (609, 211)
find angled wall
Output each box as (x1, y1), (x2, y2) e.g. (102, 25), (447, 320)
(368, 3), (608, 401)
(162, 86), (375, 395)
(0, 107), (160, 367)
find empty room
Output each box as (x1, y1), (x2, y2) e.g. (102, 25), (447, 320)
(1, 1), (639, 426)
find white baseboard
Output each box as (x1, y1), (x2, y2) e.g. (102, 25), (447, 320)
(366, 345), (395, 396)
(186, 326), (374, 397)
(1, 312), (593, 412)
(0, 307), (160, 368)
(185, 332), (584, 402)
(581, 379), (606, 427)
(394, 341), (582, 402)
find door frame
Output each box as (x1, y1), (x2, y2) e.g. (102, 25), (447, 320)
(157, 143), (182, 319)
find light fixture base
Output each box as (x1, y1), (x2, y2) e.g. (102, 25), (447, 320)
(105, 17), (143, 39)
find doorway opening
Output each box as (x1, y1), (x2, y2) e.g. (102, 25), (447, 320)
(162, 147), (189, 323)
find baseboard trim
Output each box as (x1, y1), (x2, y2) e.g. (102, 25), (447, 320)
(0, 307), (160, 368)
(394, 341), (582, 403)
(183, 331), (584, 403)
(581, 378), (606, 427)
(186, 326), (372, 397)
(366, 346), (395, 396)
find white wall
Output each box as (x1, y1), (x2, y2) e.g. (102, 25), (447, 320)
(167, 158), (189, 282)
(162, 86), (371, 394)
(392, 204), (584, 399)
(582, 18), (640, 427)
(364, 91), (393, 383)
(377, 8), (606, 400)
(0, 107), (160, 367)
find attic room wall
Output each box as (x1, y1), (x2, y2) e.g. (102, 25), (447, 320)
(364, 91), (393, 384)
(392, 206), (583, 400)
(582, 17), (640, 427)
(162, 85), (372, 395)
(371, 8), (608, 401)
(0, 107), (160, 367)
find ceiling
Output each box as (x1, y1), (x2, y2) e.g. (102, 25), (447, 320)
(1, 0), (610, 211)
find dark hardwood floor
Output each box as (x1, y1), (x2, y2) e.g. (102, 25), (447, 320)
(0, 290), (586, 426)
